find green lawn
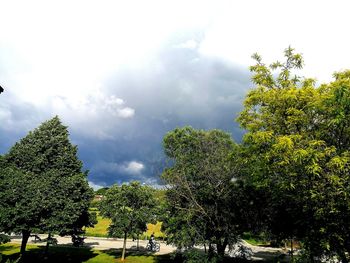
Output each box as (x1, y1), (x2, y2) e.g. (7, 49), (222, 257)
(85, 211), (111, 237)
(0, 243), (179, 263)
(85, 210), (165, 239)
(242, 232), (270, 246)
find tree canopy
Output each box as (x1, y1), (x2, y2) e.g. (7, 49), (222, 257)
(161, 127), (251, 260)
(237, 47), (350, 262)
(0, 116), (95, 254)
(99, 181), (157, 261)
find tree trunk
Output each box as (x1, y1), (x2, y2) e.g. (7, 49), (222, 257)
(208, 242), (214, 259)
(216, 242), (226, 261)
(137, 234), (139, 251)
(290, 238), (294, 262)
(216, 238), (228, 262)
(45, 233), (51, 254)
(121, 231), (127, 261)
(20, 230), (30, 255)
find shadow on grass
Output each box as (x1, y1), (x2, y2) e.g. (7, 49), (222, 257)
(1, 245), (99, 263)
(101, 248), (257, 263)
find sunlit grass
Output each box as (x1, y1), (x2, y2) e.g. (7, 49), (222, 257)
(86, 211), (111, 237)
(86, 210), (165, 239)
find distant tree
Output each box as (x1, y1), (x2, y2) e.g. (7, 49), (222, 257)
(237, 47), (350, 261)
(0, 116), (96, 254)
(99, 181), (157, 261)
(0, 234), (10, 244)
(161, 127), (248, 261)
(95, 187), (109, 195)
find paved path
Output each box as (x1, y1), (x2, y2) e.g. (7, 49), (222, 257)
(10, 235), (176, 255)
(10, 235), (288, 260)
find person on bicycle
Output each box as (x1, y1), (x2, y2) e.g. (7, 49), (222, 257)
(149, 233), (155, 250)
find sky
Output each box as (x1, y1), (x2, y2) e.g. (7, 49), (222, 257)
(1, 0), (350, 189)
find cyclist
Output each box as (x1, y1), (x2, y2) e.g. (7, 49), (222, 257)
(149, 233), (155, 250)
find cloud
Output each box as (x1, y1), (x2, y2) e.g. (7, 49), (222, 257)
(117, 107), (135, 119)
(88, 181), (105, 191)
(91, 160), (145, 179)
(9, 0), (350, 187)
(122, 161), (145, 175)
(175, 40), (198, 50)
(0, 34), (250, 187)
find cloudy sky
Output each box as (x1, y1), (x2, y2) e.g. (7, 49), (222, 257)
(1, 0), (350, 189)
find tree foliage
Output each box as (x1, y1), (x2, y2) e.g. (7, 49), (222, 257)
(161, 127), (249, 260)
(0, 116), (95, 254)
(237, 47), (350, 262)
(99, 181), (157, 261)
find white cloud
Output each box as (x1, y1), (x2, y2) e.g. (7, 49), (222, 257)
(197, 0), (350, 83)
(122, 161), (145, 175)
(88, 181), (105, 191)
(48, 90), (135, 139)
(92, 160), (145, 176)
(175, 40), (198, 50)
(117, 107), (135, 119)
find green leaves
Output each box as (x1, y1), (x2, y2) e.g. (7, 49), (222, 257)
(238, 48), (350, 260)
(99, 181), (157, 238)
(162, 127), (247, 257)
(0, 116), (94, 253)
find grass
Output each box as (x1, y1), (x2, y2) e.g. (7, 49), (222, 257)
(85, 210), (165, 239)
(242, 232), (270, 246)
(0, 243), (180, 263)
(85, 211), (111, 237)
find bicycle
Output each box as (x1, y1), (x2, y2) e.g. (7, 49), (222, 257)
(146, 242), (160, 252)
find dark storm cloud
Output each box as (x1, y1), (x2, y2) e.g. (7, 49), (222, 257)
(0, 40), (252, 188)
(0, 92), (48, 152)
(79, 43), (251, 187)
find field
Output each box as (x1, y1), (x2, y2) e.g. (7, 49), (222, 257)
(85, 211), (111, 237)
(85, 210), (164, 239)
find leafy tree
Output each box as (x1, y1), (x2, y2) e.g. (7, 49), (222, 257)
(0, 234), (10, 244)
(237, 47), (350, 262)
(0, 116), (95, 254)
(99, 181), (157, 261)
(161, 127), (248, 260)
(95, 187), (109, 195)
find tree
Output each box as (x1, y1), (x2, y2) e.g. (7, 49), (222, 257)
(99, 181), (157, 261)
(95, 187), (109, 195)
(237, 47), (350, 262)
(161, 127), (248, 260)
(0, 116), (95, 254)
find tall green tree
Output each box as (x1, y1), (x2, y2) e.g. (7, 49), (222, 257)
(0, 116), (95, 254)
(99, 181), (157, 261)
(237, 47), (350, 262)
(161, 127), (248, 260)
